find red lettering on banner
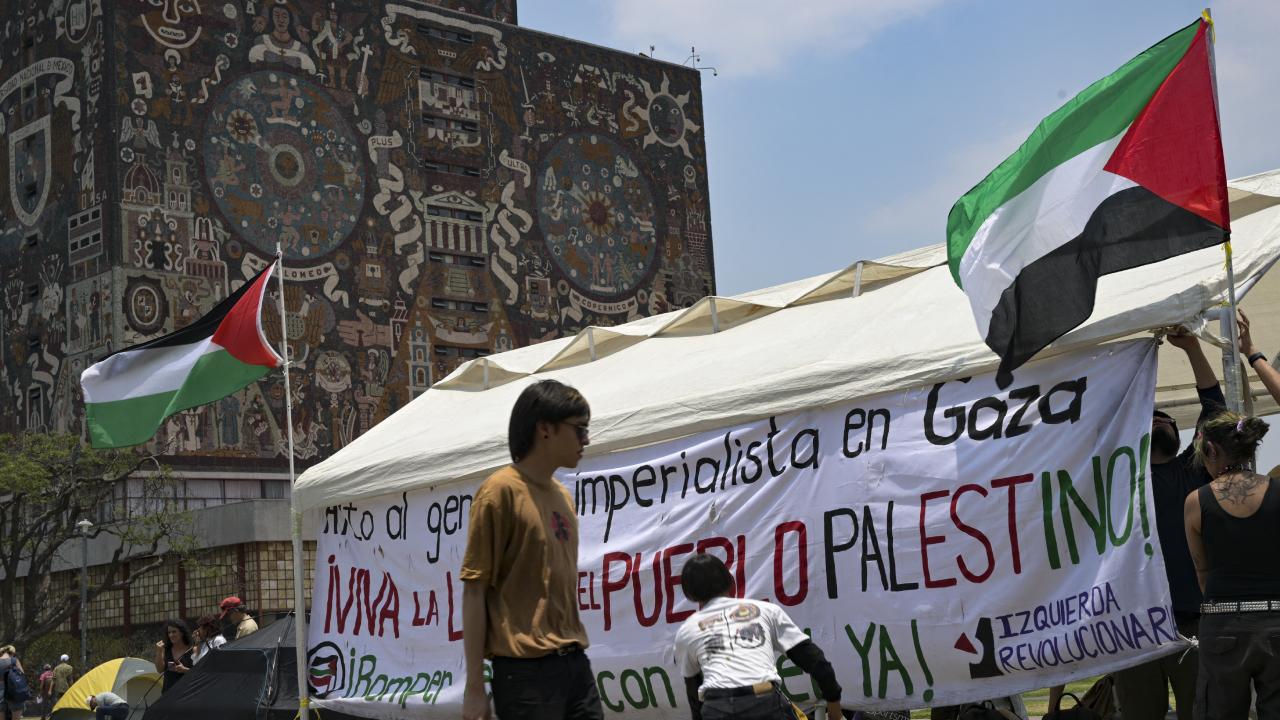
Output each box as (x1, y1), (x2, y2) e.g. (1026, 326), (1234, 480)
(919, 490), (957, 588)
(446, 571), (464, 642)
(951, 484), (994, 583)
(601, 552), (632, 631)
(322, 559), (400, 638)
(773, 521), (808, 606)
(663, 543), (695, 623)
(991, 474), (1033, 574)
(635, 552), (664, 627)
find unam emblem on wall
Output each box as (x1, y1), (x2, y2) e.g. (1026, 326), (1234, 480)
(203, 71), (366, 260)
(536, 134), (659, 300)
(124, 275), (169, 336)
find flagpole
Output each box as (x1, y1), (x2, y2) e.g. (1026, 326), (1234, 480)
(275, 244), (311, 720)
(1200, 7), (1244, 412)
(1223, 237), (1245, 413)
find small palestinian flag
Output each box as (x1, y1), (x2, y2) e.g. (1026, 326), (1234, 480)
(81, 263), (282, 448)
(947, 18), (1228, 387)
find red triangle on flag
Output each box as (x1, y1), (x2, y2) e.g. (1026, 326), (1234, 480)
(954, 633), (977, 655)
(1104, 20), (1229, 231)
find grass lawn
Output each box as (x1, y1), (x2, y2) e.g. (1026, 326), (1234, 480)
(906, 676), (1102, 719)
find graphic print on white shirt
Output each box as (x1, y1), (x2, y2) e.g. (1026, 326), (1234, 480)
(674, 596), (809, 693)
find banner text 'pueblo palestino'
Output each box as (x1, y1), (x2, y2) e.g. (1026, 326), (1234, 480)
(308, 339), (1178, 719)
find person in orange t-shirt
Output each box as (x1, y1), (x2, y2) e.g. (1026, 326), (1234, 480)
(461, 379), (601, 720)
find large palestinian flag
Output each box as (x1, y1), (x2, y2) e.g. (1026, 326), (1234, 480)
(947, 18), (1228, 387)
(81, 263), (282, 448)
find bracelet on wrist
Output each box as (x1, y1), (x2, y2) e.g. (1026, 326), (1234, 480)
(1248, 352), (1267, 366)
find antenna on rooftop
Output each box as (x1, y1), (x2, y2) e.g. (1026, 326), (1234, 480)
(683, 46), (718, 76)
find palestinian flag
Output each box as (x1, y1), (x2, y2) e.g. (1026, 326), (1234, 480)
(947, 18), (1228, 387)
(81, 263), (282, 448)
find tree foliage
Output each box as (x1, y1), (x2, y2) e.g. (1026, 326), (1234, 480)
(0, 433), (196, 647)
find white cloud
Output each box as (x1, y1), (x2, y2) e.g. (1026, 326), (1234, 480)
(606, 0), (945, 77)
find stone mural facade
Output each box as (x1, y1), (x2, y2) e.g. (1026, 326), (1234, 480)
(0, 0), (714, 470)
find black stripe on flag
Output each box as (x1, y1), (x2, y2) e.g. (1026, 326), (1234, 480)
(987, 186), (1225, 388)
(96, 263), (274, 362)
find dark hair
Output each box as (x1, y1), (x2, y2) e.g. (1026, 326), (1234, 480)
(680, 553), (734, 604)
(1194, 409), (1270, 468)
(507, 380), (590, 462)
(162, 619), (191, 648)
(195, 614), (221, 637)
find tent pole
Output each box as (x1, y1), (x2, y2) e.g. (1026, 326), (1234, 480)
(852, 261), (864, 298)
(275, 244), (311, 720)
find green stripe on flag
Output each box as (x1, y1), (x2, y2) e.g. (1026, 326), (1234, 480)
(86, 348), (271, 448)
(946, 19), (1199, 285)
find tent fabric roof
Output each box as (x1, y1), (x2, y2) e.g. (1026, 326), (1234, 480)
(295, 170), (1280, 510)
(52, 657), (159, 717)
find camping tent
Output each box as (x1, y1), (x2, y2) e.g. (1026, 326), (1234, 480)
(51, 657), (160, 720)
(141, 614), (364, 720)
(294, 169), (1280, 510)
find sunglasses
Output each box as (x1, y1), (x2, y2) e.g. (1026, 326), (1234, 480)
(562, 421), (589, 443)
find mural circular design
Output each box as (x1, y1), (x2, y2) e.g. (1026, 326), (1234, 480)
(203, 71), (365, 260)
(536, 135), (658, 299)
(125, 276), (168, 335)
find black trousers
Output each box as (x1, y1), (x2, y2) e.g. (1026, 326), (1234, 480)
(491, 650), (603, 720)
(703, 688), (795, 720)
(1196, 611), (1280, 720)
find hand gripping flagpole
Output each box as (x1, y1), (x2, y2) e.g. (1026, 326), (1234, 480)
(275, 244), (311, 720)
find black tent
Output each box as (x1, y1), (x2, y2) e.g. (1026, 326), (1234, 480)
(142, 613), (363, 720)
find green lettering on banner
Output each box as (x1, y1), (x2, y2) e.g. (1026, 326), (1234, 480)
(620, 668), (649, 708)
(877, 625), (913, 699)
(643, 666), (676, 708)
(352, 654), (377, 698)
(1057, 465), (1106, 564)
(1041, 472), (1061, 569)
(844, 622), (876, 698)
(1137, 434), (1154, 556)
(1105, 446), (1136, 546)
(597, 671), (625, 713)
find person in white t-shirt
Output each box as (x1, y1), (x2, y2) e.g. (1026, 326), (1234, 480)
(674, 554), (843, 720)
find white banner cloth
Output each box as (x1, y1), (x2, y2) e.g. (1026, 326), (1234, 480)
(308, 339), (1177, 718)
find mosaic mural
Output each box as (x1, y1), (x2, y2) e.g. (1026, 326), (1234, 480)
(0, 0), (714, 465)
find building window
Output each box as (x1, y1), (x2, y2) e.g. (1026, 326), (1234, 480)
(418, 68), (476, 88)
(421, 159), (482, 178)
(24, 232), (39, 250)
(417, 23), (474, 44)
(431, 298), (450, 310)
(426, 205), (483, 223)
(420, 113), (479, 134)
(467, 256), (486, 268)
(26, 283), (40, 300)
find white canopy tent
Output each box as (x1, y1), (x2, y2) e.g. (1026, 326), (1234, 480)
(295, 169), (1280, 510)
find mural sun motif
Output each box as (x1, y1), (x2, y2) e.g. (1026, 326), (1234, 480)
(637, 73), (700, 159)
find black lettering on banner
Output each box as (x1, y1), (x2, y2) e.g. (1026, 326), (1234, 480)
(844, 408), (891, 458)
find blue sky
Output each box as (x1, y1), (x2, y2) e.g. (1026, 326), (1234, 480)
(520, 0), (1280, 295)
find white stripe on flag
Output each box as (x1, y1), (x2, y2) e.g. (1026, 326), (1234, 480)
(958, 134), (1136, 337)
(80, 337), (218, 404)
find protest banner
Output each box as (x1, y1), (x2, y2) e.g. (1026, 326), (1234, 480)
(308, 339), (1178, 718)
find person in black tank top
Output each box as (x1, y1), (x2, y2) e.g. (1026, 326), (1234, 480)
(1184, 404), (1280, 720)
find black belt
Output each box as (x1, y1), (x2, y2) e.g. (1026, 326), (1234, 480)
(704, 681), (777, 700)
(492, 643), (583, 662)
